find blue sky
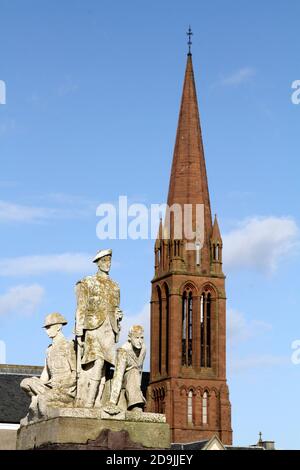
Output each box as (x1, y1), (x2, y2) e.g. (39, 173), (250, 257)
(0, 0), (300, 449)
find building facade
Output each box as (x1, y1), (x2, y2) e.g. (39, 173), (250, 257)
(147, 52), (232, 444)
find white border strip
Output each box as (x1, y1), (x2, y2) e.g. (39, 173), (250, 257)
(0, 423), (19, 430)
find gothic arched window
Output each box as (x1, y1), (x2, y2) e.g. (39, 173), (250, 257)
(182, 291), (187, 366)
(187, 390), (193, 425)
(200, 293), (205, 367)
(202, 391), (208, 424)
(188, 292), (193, 366)
(206, 293), (211, 367)
(200, 288), (213, 368)
(164, 284), (169, 374)
(157, 286), (162, 374)
(157, 246), (161, 265)
(182, 287), (193, 366)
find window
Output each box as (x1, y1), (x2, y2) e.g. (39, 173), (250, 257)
(182, 288), (193, 366)
(158, 287), (162, 374)
(164, 284), (169, 374)
(188, 390), (193, 425)
(157, 247), (161, 266)
(188, 292), (193, 366)
(200, 291), (212, 368)
(212, 243), (221, 262)
(174, 240), (180, 256)
(200, 294), (205, 367)
(206, 293), (211, 367)
(202, 392), (208, 424)
(196, 242), (201, 266)
(182, 292), (187, 365)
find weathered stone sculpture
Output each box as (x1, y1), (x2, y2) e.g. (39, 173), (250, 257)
(20, 313), (76, 423)
(75, 249), (123, 407)
(18, 249), (170, 450)
(104, 325), (146, 415)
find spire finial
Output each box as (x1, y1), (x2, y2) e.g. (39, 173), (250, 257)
(187, 25), (193, 56)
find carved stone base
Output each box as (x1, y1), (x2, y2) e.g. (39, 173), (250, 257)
(16, 413), (170, 450)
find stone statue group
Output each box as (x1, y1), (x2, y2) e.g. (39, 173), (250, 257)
(20, 249), (146, 423)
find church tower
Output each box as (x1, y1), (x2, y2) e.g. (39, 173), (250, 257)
(147, 42), (232, 444)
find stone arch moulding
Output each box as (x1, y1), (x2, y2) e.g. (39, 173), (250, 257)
(179, 384), (188, 396)
(199, 282), (218, 298)
(179, 280), (198, 296)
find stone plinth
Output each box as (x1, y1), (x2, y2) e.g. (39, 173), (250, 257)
(16, 409), (170, 450)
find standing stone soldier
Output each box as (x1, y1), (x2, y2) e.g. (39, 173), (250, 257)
(104, 325), (146, 414)
(75, 249), (123, 407)
(20, 313), (76, 422)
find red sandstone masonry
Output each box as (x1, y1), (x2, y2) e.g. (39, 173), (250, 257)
(148, 54), (232, 445)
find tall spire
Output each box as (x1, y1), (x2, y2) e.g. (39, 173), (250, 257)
(166, 53), (213, 256)
(212, 214), (222, 242)
(149, 44), (232, 445)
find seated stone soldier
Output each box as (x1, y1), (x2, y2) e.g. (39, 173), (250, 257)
(104, 325), (146, 414)
(20, 312), (76, 423)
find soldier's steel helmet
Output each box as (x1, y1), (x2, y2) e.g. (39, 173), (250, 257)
(92, 248), (112, 263)
(43, 312), (68, 328)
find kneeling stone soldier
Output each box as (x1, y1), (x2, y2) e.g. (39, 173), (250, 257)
(104, 325), (146, 414)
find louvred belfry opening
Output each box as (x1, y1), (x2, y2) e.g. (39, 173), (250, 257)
(148, 50), (232, 445)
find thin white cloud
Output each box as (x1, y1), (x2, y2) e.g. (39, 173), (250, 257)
(228, 307), (288, 373)
(0, 253), (120, 277)
(0, 200), (57, 222)
(45, 193), (93, 205)
(220, 67), (256, 86)
(230, 354), (288, 373)
(0, 253), (93, 276)
(223, 216), (299, 274)
(0, 284), (44, 316)
(0, 198), (96, 223)
(228, 308), (272, 345)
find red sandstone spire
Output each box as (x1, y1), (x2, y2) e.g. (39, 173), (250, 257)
(149, 48), (232, 444)
(167, 54), (212, 242)
(211, 214), (222, 242)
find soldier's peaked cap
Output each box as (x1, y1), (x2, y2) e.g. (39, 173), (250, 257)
(43, 312), (68, 328)
(92, 249), (112, 263)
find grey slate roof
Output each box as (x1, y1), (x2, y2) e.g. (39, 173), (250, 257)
(225, 445), (265, 451)
(172, 440), (209, 450)
(0, 365), (43, 424)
